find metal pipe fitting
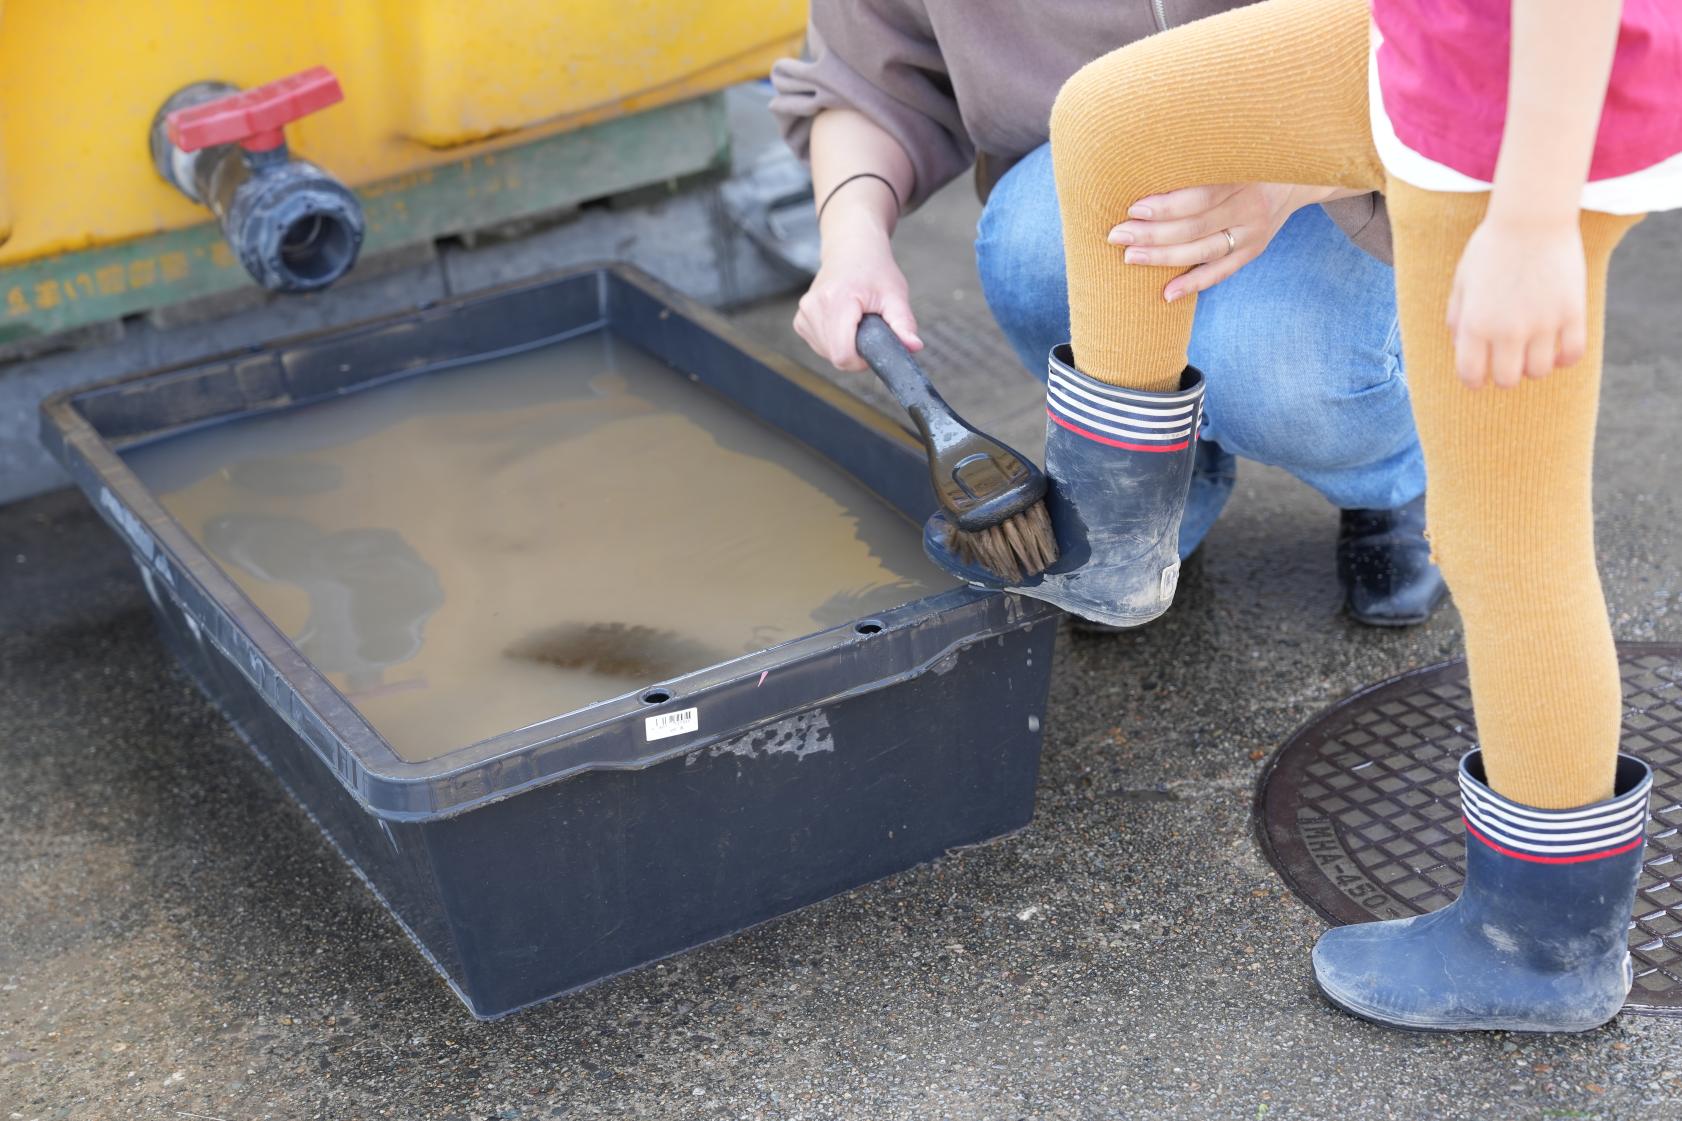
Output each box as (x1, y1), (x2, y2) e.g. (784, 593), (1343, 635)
(149, 68), (364, 294)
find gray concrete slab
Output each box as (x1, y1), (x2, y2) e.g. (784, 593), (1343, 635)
(2, 183), (1680, 1121)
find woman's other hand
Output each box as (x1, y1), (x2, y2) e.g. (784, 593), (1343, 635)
(1446, 217), (1587, 389)
(1108, 182), (1336, 302)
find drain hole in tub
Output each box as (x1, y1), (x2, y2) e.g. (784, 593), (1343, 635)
(642, 689), (672, 705)
(855, 620), (884, 635)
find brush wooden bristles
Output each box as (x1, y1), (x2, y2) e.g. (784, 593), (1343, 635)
(944, 500), (1059, 584)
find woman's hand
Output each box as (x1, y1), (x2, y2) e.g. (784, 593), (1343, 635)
(796, 109), (920, 372)
(1446, 217), (1587, 389)
(1109, 182), (1334, 302)
(793, 229), (922, 372)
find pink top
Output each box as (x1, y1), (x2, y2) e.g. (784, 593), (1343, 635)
(1372, 0), (1682, 182)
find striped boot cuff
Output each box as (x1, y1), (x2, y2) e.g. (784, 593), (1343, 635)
(1460, 751), (1652, 864)
(1046, 345), (1204, 453)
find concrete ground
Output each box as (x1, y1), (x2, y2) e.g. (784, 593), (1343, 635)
(3, 174), (1681, 1120)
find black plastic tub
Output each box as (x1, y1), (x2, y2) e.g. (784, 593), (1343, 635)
(38, 265), (1060, 1018)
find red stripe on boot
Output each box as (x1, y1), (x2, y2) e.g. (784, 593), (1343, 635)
(1463, 817), (1645, 864)
(1047, 409), (1190, 453)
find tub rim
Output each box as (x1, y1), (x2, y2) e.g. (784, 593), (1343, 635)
(39, 263), (1060, 821)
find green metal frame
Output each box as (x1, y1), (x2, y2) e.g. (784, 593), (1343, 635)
(0, 94), (729, 346)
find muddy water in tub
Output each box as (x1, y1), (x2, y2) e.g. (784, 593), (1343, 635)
(125, 333), (956, 763)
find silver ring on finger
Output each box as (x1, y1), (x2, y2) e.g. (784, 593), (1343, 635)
(1220, 228), (1237, 256)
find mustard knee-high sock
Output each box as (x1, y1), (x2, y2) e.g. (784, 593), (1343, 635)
(1049, 0), (1381, 392)
(1388, 181), (1641, 808)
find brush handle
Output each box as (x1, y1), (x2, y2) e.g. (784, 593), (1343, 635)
(854, 314), (973, 454)
(856, 313), (1046, 532)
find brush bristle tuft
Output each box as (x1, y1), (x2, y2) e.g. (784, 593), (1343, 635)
(944, 501), (1059, 583)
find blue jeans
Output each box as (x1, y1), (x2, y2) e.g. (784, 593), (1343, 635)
(975, 143), (1425, 555)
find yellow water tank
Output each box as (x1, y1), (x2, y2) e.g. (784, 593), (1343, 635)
(0, 0), (805, 265)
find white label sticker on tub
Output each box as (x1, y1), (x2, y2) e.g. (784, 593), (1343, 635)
(646, 707), (700, 742)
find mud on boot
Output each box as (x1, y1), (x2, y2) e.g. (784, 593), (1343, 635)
(924, 346), (1205, 628)
(1313, 750), (1652, 1033)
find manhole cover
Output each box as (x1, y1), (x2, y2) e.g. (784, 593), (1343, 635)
(1256, 642), (1682, 1017)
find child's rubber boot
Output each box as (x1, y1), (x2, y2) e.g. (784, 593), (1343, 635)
(1313, 750), (1652, 1033)
(1063, 437), (1235, 635)
(924, 345), (1205, 628)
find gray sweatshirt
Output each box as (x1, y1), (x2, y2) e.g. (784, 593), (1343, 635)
(769, 0), (1392, 262)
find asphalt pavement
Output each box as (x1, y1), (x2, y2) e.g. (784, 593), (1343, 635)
(3, 183), (1680, 1120)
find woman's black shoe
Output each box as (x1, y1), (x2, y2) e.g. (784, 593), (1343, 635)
(1337, 494), (1447, 626)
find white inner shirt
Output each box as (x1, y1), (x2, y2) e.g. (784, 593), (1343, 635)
(1368, 26), (1682, 216)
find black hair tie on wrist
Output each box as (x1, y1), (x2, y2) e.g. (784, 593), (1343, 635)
(816, 172), (903, 224)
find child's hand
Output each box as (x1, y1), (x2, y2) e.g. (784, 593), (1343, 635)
(1447, 216), (1587, 389)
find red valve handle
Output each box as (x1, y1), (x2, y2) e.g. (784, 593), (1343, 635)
(167, 66), (343, 154)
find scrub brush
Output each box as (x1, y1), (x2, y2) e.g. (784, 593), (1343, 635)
(855, 314), (1059, 583)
